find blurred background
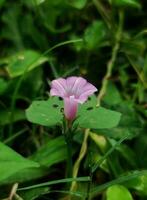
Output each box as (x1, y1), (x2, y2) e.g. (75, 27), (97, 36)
(0, 0), (147, 199)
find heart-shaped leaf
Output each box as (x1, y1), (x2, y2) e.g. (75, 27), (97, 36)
(26, 97), (63, 126)
(76, 96), (121, 129)
(26, 96), (121, 129)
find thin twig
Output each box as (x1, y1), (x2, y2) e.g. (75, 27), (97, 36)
(92, 0), (112, 29)
(8, 183), (18, 200)
(67, 9), (124, 200)
(97, 10), (124, 106)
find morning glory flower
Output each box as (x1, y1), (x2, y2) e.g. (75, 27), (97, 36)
(50, 76), (97, 121)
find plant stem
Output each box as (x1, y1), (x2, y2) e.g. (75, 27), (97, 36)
(8, 183), (19, 200)
(85, 170), (93, 200)
(70, 129), (90, 192)
(64, 122), (73, 179)
(66, 135), (73, 178)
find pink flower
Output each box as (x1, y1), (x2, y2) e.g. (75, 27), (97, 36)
(50, 76), (97, 121)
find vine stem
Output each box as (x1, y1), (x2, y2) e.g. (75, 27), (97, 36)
(86, 9), (124, 200)
(64, 9), (124, 200)
(70, 129), (90, 193)
(97, 9), (124, 106)
(92, 0), (112, 29)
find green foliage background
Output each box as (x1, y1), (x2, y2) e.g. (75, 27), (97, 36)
(0, 0), (147, 199)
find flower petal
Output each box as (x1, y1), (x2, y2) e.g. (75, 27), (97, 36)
(50, 88), (64, 97)
(68, 77), (87, 96)
(50, 77), (98, 119)
(66, 77), (78, 90)
(50, 78), (67, 97)
(64, 96), (78, 121)
(79, 83), (97, 102)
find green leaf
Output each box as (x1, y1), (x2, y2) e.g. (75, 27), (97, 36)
(26, 97), (63, 127)
(30, 136), (67, 167)
(67, 0), (87, 9)
(70, 35), (84, 52)
(0, 0), (5, 7)
(19, 187), (50, 200)
(27, 96), (121, 129)
(91, 134), (129, 173)
(143, 54), (147, 81)
(134, 133), (147, 168)
(2, 167), (48, 185)
(76, 97), (121, 129)
(84, 21), (107, 50)
(6, 50), (48, 78)
(116, 144), (137, 167)
(122, 38), (145, 57)
(0, 142), (40, 184)
(90, 132), (108, 153)
(125, 174), (147, 196)
(30, 0), (71, 33)
(97, 101), (142, 139)
(106, 185), (133, 200)
(0, 78), (7, 95)
(109, 0), (141, 9)
(91, 170), (147, 196)
(35, 0), (46, 5)
(0, 109), (25, 126)
(103, 82), (123, 105)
